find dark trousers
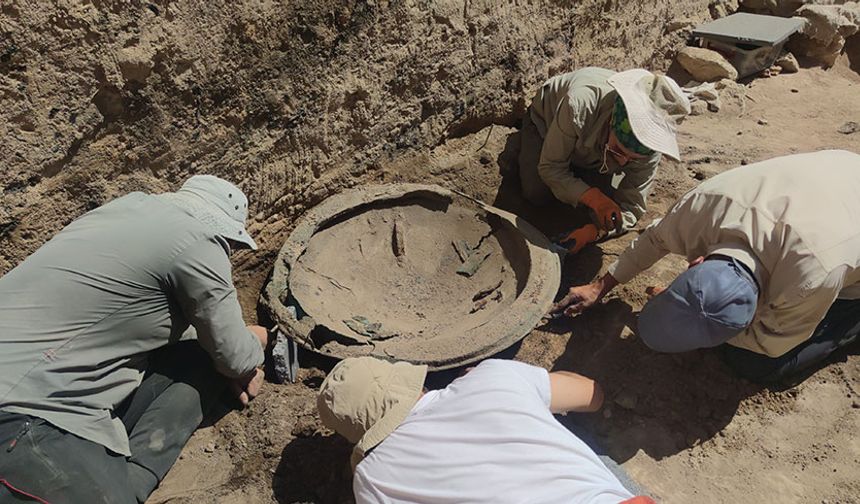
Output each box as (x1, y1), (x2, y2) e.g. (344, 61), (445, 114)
(517, 112), (616, 207)
(0, 342), (224, 504)
(518, 113), (555, 206)
(722, 299), (860, 383)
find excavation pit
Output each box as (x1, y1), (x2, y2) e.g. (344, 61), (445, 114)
(262, 184), (560, 370)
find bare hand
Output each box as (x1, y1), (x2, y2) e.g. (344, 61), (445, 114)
(230, 368), (265, 407)
(550, 282), (603, 317)
(247, 325), (269, 350)
(645, 286), (665, 299)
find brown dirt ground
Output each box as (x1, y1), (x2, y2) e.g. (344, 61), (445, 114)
(2, 1), (860, 503)
(150, 62), (860, 504)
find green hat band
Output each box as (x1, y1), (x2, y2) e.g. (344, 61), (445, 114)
(612, 97), (654, 156)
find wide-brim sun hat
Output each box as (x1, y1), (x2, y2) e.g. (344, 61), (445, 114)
(317, 357), (427, 470)
(608, 69), (691, 161)
(159, 174), (258, 250)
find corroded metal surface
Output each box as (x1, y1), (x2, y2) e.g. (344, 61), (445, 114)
(261, 183), (560, 370)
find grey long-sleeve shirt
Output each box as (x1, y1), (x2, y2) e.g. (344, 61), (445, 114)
(0, 192), (264, 456)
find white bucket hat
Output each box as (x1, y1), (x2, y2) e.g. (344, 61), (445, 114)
(317, 356), (427, 470)
(160, 175), (258, 250)
(608, 69), (691, 161)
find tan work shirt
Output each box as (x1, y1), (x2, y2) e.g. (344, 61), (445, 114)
(529, 67), (661, 229)
(0, 192), (264, 455)
(608, 150), (860, 357)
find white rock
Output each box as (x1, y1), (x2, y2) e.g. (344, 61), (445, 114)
(666, 18), (696, 33)
(739, 0), (806, 17)
(710, 0), (740, 19)
(789, 3), (860, 67)
(677, 46), (739, 82)
(689, 100), (709, 116)
(116, 45), (156, 84)
(715, 79), (747, 115)
(775, 51), (800, 72)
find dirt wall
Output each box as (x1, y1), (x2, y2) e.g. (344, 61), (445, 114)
(0, 0), (710, 276)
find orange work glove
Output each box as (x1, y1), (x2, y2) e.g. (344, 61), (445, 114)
(557, 224), (599, 254)
(579, 187), (622, 233)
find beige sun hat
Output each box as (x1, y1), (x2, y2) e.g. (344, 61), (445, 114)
(317, 356), (427, 470)
(159, 175), (257, 250)
(608, 69), (691, 161)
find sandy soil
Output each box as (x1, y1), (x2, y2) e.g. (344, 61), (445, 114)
(146, 62), (860, 504)
(2, 1), (860, 503)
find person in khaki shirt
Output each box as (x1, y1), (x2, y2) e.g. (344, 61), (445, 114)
(550, 150), (860, 383)
(519, 67), (690, 253)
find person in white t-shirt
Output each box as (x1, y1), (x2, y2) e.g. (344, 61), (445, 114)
(317, 357), (655, 504)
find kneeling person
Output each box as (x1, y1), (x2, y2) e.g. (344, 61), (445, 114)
(318, 357), (653, 504)
(519, 67), (690, 253)
(0, 175), (268, 503)
(551, 150), (860, 383)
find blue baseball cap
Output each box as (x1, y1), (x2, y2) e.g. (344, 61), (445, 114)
(638, 257), (758, 352)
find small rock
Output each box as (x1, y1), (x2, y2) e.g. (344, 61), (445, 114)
(837, 121), (859, 134)
(709, 0), (738, 19)
(0, 214), (17, 239)
(614, 391), (638, 410)
(741, 159), (749, 165)
(714, 79), (746, 114)
(619, 326), (635, 340)
(271, 330), (296, 384)
(741, 0), (802, 17)
(676, 46), (739, 82)
(852, 400), (860, 408)
(689, 100), (709, 116)
(687, 426), (709, 445)
(775, 51), (800, 73)
(203, 441), (216, 453)
(116, 45), (156, 84)
(789, 4), (860, 68)
(791, 88), (799, 93)
(666, 18), (695, 33)
(757, 118), (768, 125)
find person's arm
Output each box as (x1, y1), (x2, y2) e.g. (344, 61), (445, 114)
(550, 272), (618, 316)
(551, 192), (710, 316)
(493, 360), (603, 413)
(607, 192), (694, 284)
(550, 221), (668, 316)
(548, 371), (604, 413)
(614, 154), (660, 230)
(537, 96), (591, 206)
(166, 238), (265, 379)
